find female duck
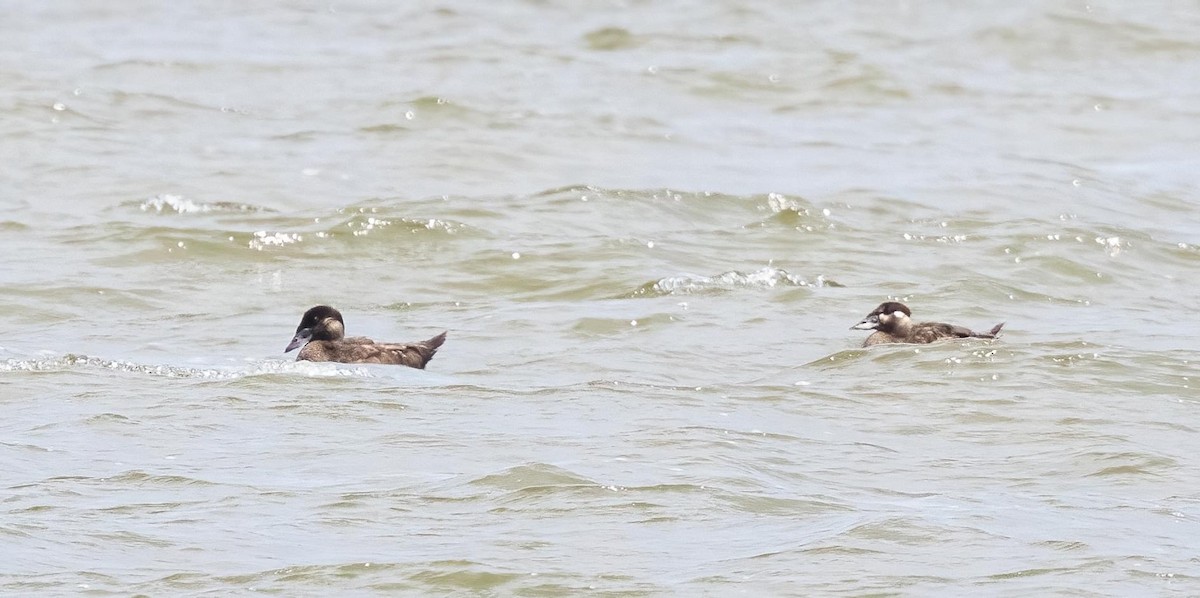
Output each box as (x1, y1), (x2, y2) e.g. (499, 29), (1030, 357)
(285, 305), (446, 368)
(851, 302), (1004, 347)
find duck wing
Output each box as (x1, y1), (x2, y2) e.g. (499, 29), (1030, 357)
(370, 331), (447, 368)
(909, 323), (964, 343)
(301, 332), (447, 368)
(911, 322), (1004, 343)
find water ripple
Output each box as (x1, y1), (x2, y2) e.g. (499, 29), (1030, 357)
(631, 267), (841, 297)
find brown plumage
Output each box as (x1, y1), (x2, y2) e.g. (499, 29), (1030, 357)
(851, 302), (1004, 347)
(285, 305), (446, 368)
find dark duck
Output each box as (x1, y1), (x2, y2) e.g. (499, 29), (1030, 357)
(285, 305), (446, 368)
(851, 302), (1004, 347)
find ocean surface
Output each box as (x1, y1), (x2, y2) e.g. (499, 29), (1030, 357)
(3, 1), (1199, 595)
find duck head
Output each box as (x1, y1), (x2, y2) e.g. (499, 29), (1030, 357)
(851, 301), (913, 335)
(285, 305), (346, 352)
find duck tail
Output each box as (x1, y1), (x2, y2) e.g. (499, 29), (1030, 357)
(981, 322), (1005, 338)
(405, 331), (448, 369)
(424, 331), (448, 351)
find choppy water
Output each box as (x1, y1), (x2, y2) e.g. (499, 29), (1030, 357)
(4, 2), (1200, 595)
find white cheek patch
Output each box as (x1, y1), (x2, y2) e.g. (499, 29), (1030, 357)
(892, 311), (908, 319)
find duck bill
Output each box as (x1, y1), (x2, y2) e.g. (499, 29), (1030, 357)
(851, 317), (878, 330)
(285, 328), (311, 353)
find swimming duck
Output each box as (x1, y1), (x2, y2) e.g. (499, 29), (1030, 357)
(851, 302), (1004, 347)
(285, 305), (446, 368)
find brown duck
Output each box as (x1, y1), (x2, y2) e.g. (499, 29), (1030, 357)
(851, 302), (1004, 347)
(285, 305), (446, 368)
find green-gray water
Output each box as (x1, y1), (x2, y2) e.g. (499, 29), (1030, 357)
(3, 2), (1199, 595)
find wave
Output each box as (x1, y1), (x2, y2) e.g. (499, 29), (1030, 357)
(630, 267), (842, 297)
(135, 194), (274, 215)
(0, 354), (380, 379)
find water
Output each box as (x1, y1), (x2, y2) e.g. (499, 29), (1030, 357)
(3, 2), (1199, 595)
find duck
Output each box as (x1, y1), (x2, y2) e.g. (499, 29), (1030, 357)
(851, 302), (1004, 347)
(284, 305), (446, 368)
